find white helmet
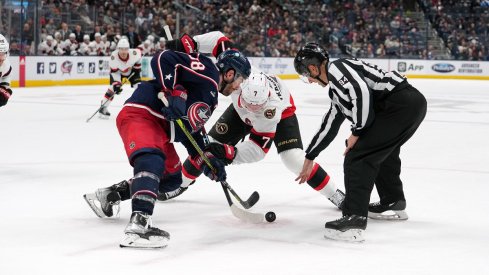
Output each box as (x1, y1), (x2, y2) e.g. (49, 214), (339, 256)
(117, 38), (130, 49)
(239, 72), (271, 112)
(0, 34), (9, 53)
(147, 35), (155, 42)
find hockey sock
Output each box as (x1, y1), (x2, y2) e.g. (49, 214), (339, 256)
(182, 156), (204, 187)
(307, 163), (336, 198)
(131, 153), (164, 215)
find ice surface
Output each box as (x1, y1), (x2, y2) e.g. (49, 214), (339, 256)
(1, 79), (488, 274)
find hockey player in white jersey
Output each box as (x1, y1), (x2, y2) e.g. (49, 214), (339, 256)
(0, 34), (12, 107)
(38, 35), (58, 55)
(98, 38), (142, 118)
(89, 33), (107, 56)
(137, 39), (153, 56)
(179, 71), (345, 208)
(77, 35), (91, 55)
(155, 37), (166, 52)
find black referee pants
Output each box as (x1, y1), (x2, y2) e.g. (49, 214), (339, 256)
(343, 83), (427, 217)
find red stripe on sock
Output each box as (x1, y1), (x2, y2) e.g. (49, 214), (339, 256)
(314, 174), (330, 191)
(307, 163), (320, 181)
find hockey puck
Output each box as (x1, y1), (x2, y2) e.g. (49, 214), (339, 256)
(265, 211), (276, 223)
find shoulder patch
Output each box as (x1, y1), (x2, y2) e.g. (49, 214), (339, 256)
(111, 56), (115, 60)
(215, 122), (229, 135)
(187, 102), (211, 133)
(133, 50), (137, 55)
(264, 108), (276, 119)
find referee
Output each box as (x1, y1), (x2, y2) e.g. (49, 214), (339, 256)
(294, 42), (427, 242)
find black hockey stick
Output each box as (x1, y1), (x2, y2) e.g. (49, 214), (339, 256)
(173, 118), (259, 209)
(86, 72), (134, 123)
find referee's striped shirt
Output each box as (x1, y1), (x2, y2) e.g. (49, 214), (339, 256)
(305, 58), (406, 160)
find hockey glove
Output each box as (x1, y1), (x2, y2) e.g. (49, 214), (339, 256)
(166, 33), (198, 54)
(129, 69), (141, 87)
(0, 86), (12, 107)
(205, 142), (237, 165)
(202, 151), (227, 182)
(161, 84), (188, 120)
(112, 82), (122, 95)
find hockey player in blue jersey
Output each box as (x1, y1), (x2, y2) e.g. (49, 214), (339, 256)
(83, 39), (251, 248)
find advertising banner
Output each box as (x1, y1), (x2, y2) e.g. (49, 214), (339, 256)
(9, 56), (489, 87)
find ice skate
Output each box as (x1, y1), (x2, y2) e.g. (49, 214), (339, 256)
(98, 106), (110, 119)
(157, 186), (188, 201)
(120, 212), (170, 249)
(328, 189), (345, 210)
(324, 215), (367, 242)
(83, 180), (128, 218)
(368, 200), (408, 220)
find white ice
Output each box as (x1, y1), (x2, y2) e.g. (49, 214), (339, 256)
(1, 79), (488, 274)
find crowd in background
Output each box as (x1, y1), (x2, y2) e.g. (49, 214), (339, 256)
(0, 0), (488, 60)
(420, 0), (489, 60)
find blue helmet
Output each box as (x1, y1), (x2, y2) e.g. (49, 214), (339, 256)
(216, 49), (251, 79)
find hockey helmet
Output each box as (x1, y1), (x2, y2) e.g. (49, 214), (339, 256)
(147, 35), (155, 42)
(117, 38), (130, 49)
(294, 42), (329, 77)
(0, 34), (9, 53)
(239, 72), (271, 112)
(216, 49), (251, 80)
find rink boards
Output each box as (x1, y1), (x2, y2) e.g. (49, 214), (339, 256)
(8, 55), (489, 87)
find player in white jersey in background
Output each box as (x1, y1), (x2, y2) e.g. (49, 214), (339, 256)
(77, 35), (91, 55)
(98, 38), (142, 118)
(89, 33), (107, 56)
(155, 37), (166, 52)
(38, 35), (58, 55)
(0, 34), (12, 107)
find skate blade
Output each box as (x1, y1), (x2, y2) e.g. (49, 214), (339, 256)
(98, 114), (110, 119)
(83, 193), (107, 218)
(120, 233), (169, 249)
(368, 210), (408, 220)
(324, 228), (365, 242)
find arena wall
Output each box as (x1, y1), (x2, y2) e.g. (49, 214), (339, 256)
(9, 56), (489, 87)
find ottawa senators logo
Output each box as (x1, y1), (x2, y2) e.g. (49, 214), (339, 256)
(264, 108), (276, 119)
(187, 102), (211, 132)
(215, 122), (229, 134)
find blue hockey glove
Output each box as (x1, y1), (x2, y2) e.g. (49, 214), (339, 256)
(201, 151), (227, 182)
(161, 84), (188, 120)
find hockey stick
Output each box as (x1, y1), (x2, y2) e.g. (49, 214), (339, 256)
(86, 72), (135, 123)
(172, 117), (264, 222)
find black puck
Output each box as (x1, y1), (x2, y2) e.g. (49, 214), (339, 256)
(265, 211), (276, 223)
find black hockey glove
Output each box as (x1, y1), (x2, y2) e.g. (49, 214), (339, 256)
(161, 84), (188, 120)
(166, 33), (198, 54)
(202, 151), (227, 182)
(129, 69), (141, 87)
(112, 82), (122, 95)
(205, 142), (237, 165)
(0, 86), (12, 107)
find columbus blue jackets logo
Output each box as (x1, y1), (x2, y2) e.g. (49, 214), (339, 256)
(187, 102), (211, 132)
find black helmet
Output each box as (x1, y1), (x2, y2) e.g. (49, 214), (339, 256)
(216, 49), (251, 79)
(294, 42), (329, 76)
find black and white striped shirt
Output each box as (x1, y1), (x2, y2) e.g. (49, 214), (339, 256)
(305, 58), (406, 160)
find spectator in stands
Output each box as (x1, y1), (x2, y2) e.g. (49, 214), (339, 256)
(125, 25), (141, 49)
(59, 22), (70, 41)
(73, 24), (85, 43)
